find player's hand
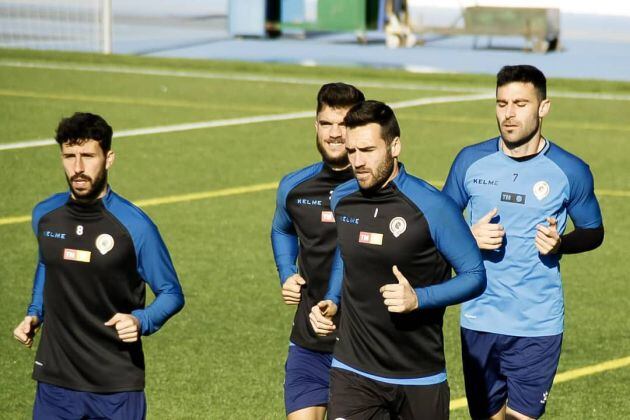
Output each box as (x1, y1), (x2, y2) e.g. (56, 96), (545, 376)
(105, 313), (141, 343)
(380, 266), (419, 313)
(471, 208), (504, 250)
(13, 316), (40, 348)
(309, 300), (337, 336)
(536, 217), (561, 255)
(281, 274), (306, 305)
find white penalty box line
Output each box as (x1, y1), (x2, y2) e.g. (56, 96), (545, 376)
(0, 92), (494, 151)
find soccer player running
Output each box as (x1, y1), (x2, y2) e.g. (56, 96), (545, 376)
(13, 112), (185, 420)
(309, 100), (486, 419)
(442, 65), (604, 420)
(271, 83), (365, 419)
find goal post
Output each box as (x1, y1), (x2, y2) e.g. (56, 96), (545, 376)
(0, 0), (113, 54)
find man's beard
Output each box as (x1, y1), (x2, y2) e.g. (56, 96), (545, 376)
(499, 118), (540, 151)
(316, 136), (349, 168)
(66, 168), (108, 203)
(356, 151), (395, 193)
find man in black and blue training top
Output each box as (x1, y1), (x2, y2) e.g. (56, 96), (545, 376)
(13, 112), (185, 420)
(271, 83), (364, 419)
(309, 100), (486, 419)
(443, 65), (604, 420)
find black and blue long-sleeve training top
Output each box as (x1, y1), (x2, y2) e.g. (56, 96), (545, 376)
(271, 162), (354, 353)
(27, 187), (184, 392)
(325, 164), (486, 383)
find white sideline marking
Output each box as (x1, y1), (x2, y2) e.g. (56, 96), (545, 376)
(0, 93), (494, 151)
(0, 59), (482, 93)
(4, 59), (630, 101)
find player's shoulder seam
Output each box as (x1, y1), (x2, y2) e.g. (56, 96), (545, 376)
(33, 192), (69, 213)
(277, 162), (324, 200)
(105, 191), (156, 232)
(545, 142), (590, 172)
(331, 178), (359, 210)
(32, 192), (70, 223)
(455, 137), (499, 165)
(396, 173), (451, 212)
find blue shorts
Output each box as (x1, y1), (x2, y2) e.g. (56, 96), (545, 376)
(284, 344), (333, 416)
(461, 328), (562, 419)
(34, 382), (146, 420)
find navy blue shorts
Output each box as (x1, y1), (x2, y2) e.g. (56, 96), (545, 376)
(284, 344), (333, 416)
(461, 328), (563, 419)
(34, 382), (146, 420)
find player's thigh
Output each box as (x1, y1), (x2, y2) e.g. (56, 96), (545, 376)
(502, 334), (562, 419)
(84, 390), (146, 420)
(461, 328), (507, 419)
(287, 405), (327, 420)
(284, 345), (332, 416)
(400, 380), (450, 420)
(328, 368), (393, 420)
(33, 382), (82, 420)
(33, 383), (146, 420)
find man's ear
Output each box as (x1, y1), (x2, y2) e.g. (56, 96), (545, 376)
(390, 137), (401, 159)
(539, 98), (551, 118)
(105, 150), (115, 170)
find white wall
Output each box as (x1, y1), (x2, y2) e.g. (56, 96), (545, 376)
(408, 0), (630, 17)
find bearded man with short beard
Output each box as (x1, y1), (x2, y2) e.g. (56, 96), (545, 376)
(310, 100), (486, 419)
(271, 83), (364, 420)
(13, 112), (184, 420)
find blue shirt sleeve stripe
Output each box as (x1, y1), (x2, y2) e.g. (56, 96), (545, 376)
(545, 143), (603, 229)
(104, 190), (184, 336)
(271, 162), (324, 284)
(323, 180), (360, 304)
(443, 138), (498, 211)
(27, 192), (69, 320)
(323, 247), (344, 305)
(396, 169), (486, 309)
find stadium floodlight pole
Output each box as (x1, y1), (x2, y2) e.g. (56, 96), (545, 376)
(102, 0), (112, 54)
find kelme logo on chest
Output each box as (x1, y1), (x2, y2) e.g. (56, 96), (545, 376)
(473, 178), (499, 186)
(42, 230), (66, 239)
(296, 198), (323, 206)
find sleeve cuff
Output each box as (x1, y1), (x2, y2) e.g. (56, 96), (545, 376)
(131, 309), (148, 335)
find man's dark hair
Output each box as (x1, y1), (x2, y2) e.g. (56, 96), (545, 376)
(497, 65), (547, 100)
(316, 82), (365, 113)
(344, 100), (400, 145)
(55, 112), (113, 152)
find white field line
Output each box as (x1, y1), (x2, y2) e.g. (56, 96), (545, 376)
(0, 59), (482, 93)
(0, 93), (494, 151)
(4, 59), (630, 101)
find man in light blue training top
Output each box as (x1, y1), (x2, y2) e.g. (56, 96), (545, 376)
(443, 65), (604, 420)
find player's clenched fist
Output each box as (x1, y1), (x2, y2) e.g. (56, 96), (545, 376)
(535, 217), (561, 255)
(13, 316), (40, 348)
(379, 266), (419, 313)
(105, 313), (141, 343)
(281, 274), (306, 305)
(309, 300), (338, 336)
(471, 208), (505, 250)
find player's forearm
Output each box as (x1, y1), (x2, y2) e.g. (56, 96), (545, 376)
(132, 290), (185, 335)
(415, 267), (486, 309)
(323, 248), (343, 305)
(270, 229), (299, 284)
(559, 225), (604, 254)
(27, 261), (46, 320)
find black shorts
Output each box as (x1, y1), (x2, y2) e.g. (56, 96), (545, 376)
(328, 368), (450, 420)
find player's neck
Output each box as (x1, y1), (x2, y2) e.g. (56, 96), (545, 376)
(501, 135), (545, 158)
(381, 159), (400, 189)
